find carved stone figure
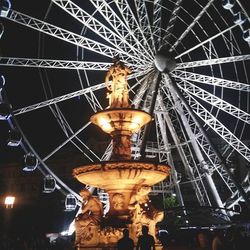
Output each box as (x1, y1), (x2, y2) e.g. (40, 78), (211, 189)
(112, 133), (131, 160)
(105, 56), (132, 108)
(112, 193), (126, 210)
(74, 188), (104, 246)
(128, 185), (164, 240)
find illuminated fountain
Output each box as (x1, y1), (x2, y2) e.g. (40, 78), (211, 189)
(73, 57), (170, 249)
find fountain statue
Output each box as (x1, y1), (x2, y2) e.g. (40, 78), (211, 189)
(73, 57), (170, 249)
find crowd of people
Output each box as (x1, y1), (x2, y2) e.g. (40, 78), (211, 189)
(0, 233), (74, 250)
(117, 226), (155, 250)
(0, 234), (49, 250)
(0, 225), (249, 250)
(159, 226), (250, 250)
(1, 189), (249, 250)
(194, 227), (250, 250)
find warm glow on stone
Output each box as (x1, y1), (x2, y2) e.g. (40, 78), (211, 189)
(90, 108), (151, 134)
(73, 161), (170, 190)
(73, 58), (171, 248)
(98, 117), (113, 133)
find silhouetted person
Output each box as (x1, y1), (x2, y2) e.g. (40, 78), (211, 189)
(117, 228), (134, 250)
(212, 230), (225, 250)
(136, 225), (155, 250)
(226, 227), (245, 250)
(196, 230), (210, 249)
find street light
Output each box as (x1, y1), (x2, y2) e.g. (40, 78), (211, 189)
(4, 196), (15, 208)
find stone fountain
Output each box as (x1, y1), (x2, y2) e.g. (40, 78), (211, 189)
(73, 57), (170, 249)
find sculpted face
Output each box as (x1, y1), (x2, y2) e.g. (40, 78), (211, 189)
(112, 193), (125, 210)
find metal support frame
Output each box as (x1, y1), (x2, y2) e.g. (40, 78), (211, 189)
(167, 74), (250, 209)
(139, 71), (162, 159)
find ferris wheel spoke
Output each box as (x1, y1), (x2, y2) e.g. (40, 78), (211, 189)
(0, 56), (113, 70)
(160, 97), (235, 202)
(9, 109), (83, 200)
(152, 112), (184, 205)
(157, 95), (211, 206)
(84, 91), (103, 112)
(161, 0), (183, 46)
(129, 73), (148, 96)
(151, 0), (163, 51)
(0, 56), (146, 72)
(13, 69), (150, 116)
(2, 8), (140, 64)
(170, 0), (216, 52)
(176, 54), (250, 69)
(162, 84), (230, 208)
(48, 103), (103, 161)
(34, 80), (93, 158)
(78, 67), (106, 112)
(162, 80), (241, 204)
(161, 2), (212, 57)
(32, 101), (101, 162)
(48, 107), (95, 155)
(172, 70), (250, 92)
(182, 90), (250, 164)
(100, 142), (112, 161)
(134, 0), (156, 53)
(177, 79), (250, 125)
(88, 0), (153, 62)
(13, 83), (105, 116)
(42, 121), (100, 163)
(131, 71), (155, 108)
(176, 24), (238, 60)
(113, 0), (154, 57)
(51, 0), (151, 65)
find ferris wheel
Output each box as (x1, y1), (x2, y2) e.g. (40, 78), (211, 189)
(0, 0), (250, 224)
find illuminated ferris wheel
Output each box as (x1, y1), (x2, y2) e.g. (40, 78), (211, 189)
(0, 0), (250, 223)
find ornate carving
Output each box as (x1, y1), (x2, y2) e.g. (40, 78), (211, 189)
(105, 56), (132, 108)
(100, 227), (123, 245)
(76, 225), (123, 248)
(128, 184), (164, 240)
(112, 193), (125, 210)
(74, 189), (104, 246)
(112, 133), (131, 160)
(73, 164), (102, 176)
(74, 161), (170, 173)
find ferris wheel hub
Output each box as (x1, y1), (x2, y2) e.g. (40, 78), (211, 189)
(154, 49), (176, 73)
